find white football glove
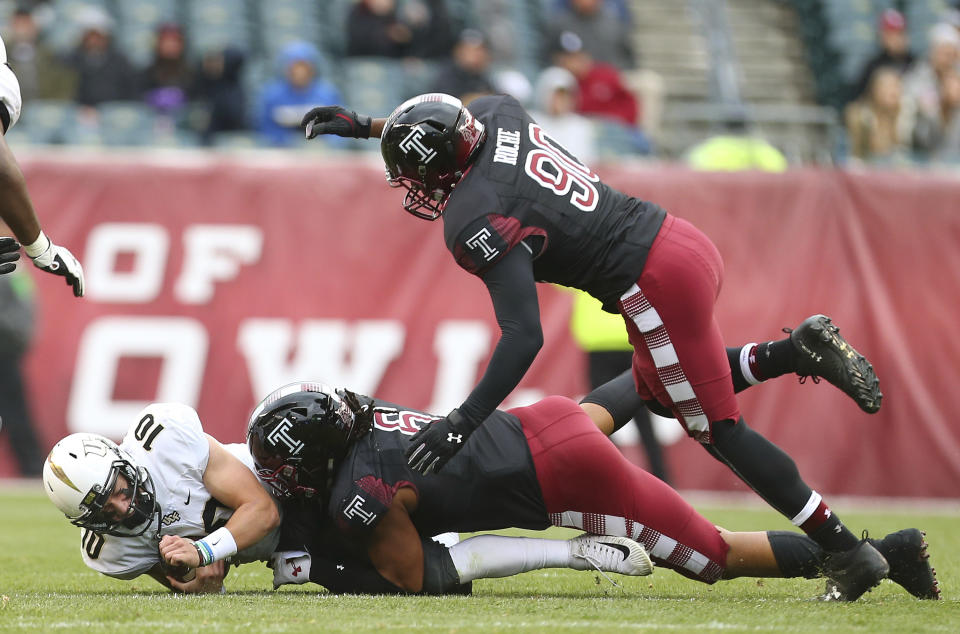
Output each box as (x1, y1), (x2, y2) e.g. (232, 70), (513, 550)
(24, 231), (85, 297)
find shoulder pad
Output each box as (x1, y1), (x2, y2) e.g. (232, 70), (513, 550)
(0, 63), (22, 131)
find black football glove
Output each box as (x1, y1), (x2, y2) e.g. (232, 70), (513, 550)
(301, 106), (372, 140)
(27, 234), (84, 297)
(0, 237), (20, 275)
(405, 408), (477, 475)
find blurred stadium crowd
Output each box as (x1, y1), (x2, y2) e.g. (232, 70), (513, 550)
(1, 0), (960, 167)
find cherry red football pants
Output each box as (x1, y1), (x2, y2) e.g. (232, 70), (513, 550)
(510, 396), (729, 583)
(618, 213), (740, 443)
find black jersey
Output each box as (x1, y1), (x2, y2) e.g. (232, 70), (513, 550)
(328, 399), (548, 539)
(442, 94), (666, 312)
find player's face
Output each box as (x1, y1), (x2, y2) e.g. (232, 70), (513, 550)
(100, 473), (135, 525)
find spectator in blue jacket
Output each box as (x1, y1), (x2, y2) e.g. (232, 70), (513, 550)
(256, 41), (342, 147)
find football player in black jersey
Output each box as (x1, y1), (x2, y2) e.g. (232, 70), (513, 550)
(300, 93), (892, 600)
(248, 382), (937, 601)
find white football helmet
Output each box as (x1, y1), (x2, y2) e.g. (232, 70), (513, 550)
(42, 433), (158, 537)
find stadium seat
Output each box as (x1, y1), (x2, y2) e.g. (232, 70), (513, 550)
(2, 124), (31, 148)
(400, 59), (444, 100)
(257, 0), (321, 60)
(320, 0), (355, 57)
(905, 0), (951, 55)
(44, 0), (115, 54)
(182, 0), (252, 59)
(113, 0), (179, 69)
(17, 100), (79, 145)
(341, 58), (405, 117)
(96, 101), (156, 146)
(592, 119), (652, 159)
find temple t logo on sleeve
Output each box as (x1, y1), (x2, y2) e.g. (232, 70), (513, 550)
(343, 495), (377, 525)
(466, 228), (499, 261)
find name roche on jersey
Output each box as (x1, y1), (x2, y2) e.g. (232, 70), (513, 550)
(493, 128), (521, 166)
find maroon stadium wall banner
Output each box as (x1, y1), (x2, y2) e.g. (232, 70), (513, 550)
(5, 153), (960, 498)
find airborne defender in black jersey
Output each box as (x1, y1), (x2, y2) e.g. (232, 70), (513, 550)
(300, 94), (911, 602)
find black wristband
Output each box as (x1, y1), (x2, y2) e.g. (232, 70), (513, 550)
(355, 114), (372, 139)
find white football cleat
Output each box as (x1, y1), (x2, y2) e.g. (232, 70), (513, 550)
(568, 534), (653, 577)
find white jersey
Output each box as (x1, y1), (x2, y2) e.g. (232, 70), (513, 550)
(0, 34), (22, 129)
(79, 403), (281, 580)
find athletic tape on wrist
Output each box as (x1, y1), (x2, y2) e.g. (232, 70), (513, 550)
(23, 231), (50, 258)
(194, 527), (238, 566)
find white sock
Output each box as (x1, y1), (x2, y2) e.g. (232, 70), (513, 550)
(448, 535), (572, 583)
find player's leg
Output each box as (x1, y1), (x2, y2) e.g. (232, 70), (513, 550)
(587, 350), (670, 482)
(725, 315), (881, 413)
(515, 396), (729, 583)
(617, 215), (887, 599)
(448, 533), (652, 583)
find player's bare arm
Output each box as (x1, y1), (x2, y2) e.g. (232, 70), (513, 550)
(159, 436), (280, 569)
(366, 487), (423, 592)
(0, 132), (40, 247)
(0, 36), (84, 293)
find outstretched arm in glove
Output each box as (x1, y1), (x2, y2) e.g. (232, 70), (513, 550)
(406, 247), (543, 474)
(0, 108), (85, 294)
(301, 106), (388, 140)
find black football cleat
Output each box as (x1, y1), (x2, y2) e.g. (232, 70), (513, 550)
(869, 529), (941, 600)
(819, 540), (889, 601)
(788, 314), (882, 413)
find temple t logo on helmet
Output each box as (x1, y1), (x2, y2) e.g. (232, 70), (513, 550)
(247, 382), (373, 501)
(380, 93), (487, 221)
(398, 126), (439, 164)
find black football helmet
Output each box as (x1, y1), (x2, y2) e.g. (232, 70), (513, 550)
(380, 93), (486, 221)
(246, 382), (372, 502)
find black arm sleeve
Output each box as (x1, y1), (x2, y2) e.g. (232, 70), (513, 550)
(457, 246), (543, 426)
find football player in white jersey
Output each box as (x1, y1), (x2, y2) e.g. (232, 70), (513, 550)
(0, 33), (84, 293)
(43, 402), (282, 593)
(44, 400), (653, 594)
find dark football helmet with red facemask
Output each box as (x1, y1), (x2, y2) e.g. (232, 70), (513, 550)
(246, 383), (372, 504)
(380, 93), (487, 221)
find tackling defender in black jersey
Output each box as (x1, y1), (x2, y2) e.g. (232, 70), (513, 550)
(248, 382), (937, 600)
(299, 93), (921, 601)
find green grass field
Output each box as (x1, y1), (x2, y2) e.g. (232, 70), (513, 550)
(1, 484), (957, 633)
